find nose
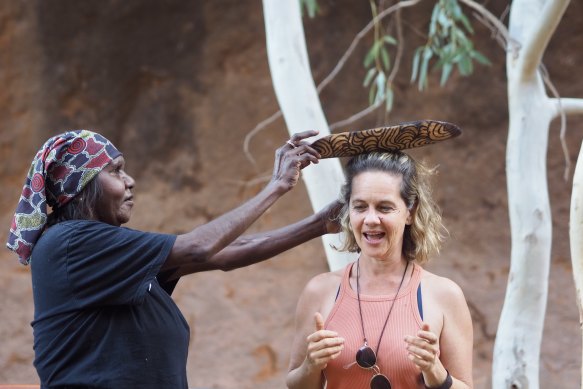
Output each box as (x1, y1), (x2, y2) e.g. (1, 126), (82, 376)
(122, 171), (135, 189)
(364, 208), (381, 224)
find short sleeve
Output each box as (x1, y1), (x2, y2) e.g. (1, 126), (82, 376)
(65, 220), (176, 306)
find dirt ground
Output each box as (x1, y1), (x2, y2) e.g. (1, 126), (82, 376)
(1, 1), (582, 388)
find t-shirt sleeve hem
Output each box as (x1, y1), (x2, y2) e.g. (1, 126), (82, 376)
(131, 234), (177, 304)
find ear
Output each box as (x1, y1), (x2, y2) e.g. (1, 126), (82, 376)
(405, 202), (417, 225)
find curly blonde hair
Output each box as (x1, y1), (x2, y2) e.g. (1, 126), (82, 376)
(335, 151), (447, 264)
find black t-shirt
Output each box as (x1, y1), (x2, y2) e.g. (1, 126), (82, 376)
(30, 220), (189, 389)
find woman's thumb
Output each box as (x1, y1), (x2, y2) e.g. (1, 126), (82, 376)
(314, 312), (325, 331)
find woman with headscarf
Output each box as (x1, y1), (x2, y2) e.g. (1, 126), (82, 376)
(7, 129), (340, 388)
(286, 151), (473, 389)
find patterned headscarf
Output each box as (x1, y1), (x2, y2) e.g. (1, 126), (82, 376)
(7, 130), (121, 265)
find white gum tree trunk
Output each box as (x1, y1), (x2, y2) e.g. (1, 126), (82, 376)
(493, 0), (571, 387)
(262, 0), (356, 271)
(571, 144), (583, 388)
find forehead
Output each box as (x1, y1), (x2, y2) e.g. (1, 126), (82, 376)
(351, 171), (403, 200)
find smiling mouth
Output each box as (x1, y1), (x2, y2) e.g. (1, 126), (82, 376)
(364, 232), (385, 241)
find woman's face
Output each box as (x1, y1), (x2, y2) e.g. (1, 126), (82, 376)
(95, 156), (135, 226)
(349, 171), (411, 260)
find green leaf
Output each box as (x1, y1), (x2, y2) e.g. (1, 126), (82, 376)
(418, 47), (433, 90)
(299, 0), (319, 18)
(437, 9), (452, 30)
(470, 50), (491, 66)
(429, 4), (440, 36)
(410, 47), (423, 82)
(364, 50), (375, 68)
(363, 68), (377, 87)
(451, 48), (465, 63)
(385, 87), (394, 112)
(383, 35), (397, 45)
(368, 82), (378, 105)
(375, 71), (387, 103)
(433, 56), (446, 70)
(457, 55), (473, 76)
(458, 13), (474, 34)
(364, 40), (383, 67)
(380, 47), (390, 71)
(440, 62), (453, 85)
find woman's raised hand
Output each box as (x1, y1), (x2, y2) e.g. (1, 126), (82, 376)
(271, 130), (320, 192)
(304, 312), (344, 373)
(404, 322), (449, 386)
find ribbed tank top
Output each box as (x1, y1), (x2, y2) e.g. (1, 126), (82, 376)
(323, 262), (424, 389)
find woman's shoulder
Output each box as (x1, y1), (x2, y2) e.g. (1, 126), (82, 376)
(42, 220), (127, 246)
(295, 266), (347, 319)
(46, 219), (109, 232)
(419, 266), (467, 301)
(302, 266), (346, 297)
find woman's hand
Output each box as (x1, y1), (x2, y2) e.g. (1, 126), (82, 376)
(271, 130), (320, 192)
(405, 323), (449, 387)
(304, 312), (344, 374)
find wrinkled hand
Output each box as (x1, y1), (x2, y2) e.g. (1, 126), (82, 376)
(304, 312), (344, 374)
(404, 323), (440, 372)
(271, 130), (320, 192)
(317, 200), (343, 234)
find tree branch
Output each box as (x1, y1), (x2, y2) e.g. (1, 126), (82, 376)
(243, 110), (283, 169)
(518, 0), (570, 79)
(387, 8), (404, 89)
(329, 100), (383, 131)
(329, 7), (406, 131)
(317, 0), (421, 93)
(550, 97), (583, 117)
(458, 0), (520, 56)
(540, 64), (569, 180)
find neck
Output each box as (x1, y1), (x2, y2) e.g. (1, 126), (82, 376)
(359, 253), (407, 275)
(353, 257), (411, 295)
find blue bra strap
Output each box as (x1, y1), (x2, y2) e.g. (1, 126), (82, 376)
(417, 283), (424, 320)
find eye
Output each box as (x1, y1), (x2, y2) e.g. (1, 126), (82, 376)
(351, 204), (367, 212)
(380, 206), (398, 213)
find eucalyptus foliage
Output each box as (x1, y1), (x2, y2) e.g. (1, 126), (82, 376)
(300, 0), (319, 18)
(412, 0), (491, 91)
(299, 0), (491, 113)
(363, 1), (397, 111)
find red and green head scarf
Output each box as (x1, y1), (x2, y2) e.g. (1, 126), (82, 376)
(7, 130), (121, 265)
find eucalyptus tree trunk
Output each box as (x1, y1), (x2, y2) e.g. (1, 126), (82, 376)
(571, 144), (583, 388)
(262, 0), (356, 271)
(493, 0), (571, 387)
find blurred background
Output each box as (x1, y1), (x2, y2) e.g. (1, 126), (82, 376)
(0, 0), (581, 387)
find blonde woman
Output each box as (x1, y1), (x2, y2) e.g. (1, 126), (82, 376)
(287, 151), (473, 389)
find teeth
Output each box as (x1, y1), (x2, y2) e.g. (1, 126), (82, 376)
(365, 233), (384, 239)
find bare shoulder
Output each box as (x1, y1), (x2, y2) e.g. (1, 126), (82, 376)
(297, 267), (345, 320)
(420, 268), (467, 304)
(303, 268), (344, 295)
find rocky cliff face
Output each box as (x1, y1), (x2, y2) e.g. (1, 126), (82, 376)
(1, 1), (582, 387)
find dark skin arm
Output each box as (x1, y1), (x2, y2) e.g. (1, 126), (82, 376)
(166, 200), (342, 279)
(162, 130), (338, 280)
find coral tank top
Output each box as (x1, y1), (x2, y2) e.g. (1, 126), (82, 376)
(323, 262), (425, 389)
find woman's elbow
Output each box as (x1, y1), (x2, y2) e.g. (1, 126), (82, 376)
(173, 236), (215, 265)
